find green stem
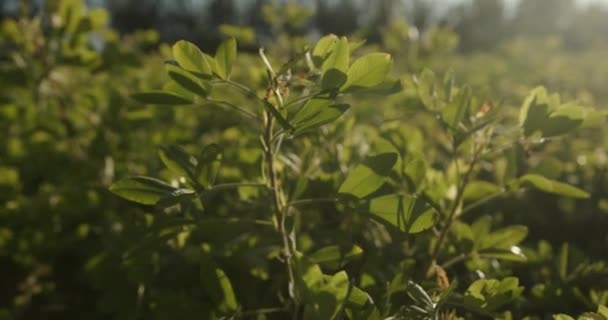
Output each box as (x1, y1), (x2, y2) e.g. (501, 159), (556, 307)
(440, 253), (470, 270)
(263, 109), (299, 313)
(428, 145), (482, 274)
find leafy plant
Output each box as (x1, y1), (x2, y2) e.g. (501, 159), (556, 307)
(108, 34), (602, 319)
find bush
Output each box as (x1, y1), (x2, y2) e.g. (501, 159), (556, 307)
(1, 1), (607, 319)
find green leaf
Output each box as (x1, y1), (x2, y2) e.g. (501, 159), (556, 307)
(416, 69), (444, 111)
(165, 64), (210, 97)
(472, 215), (492, 245)
(451, 221), (474, 242)
(156, 188), (197, 208)
(200, 248), (238, 313)
(478, 248), (527, 262)
(464, 277), (524, 312)
(519, 174), (590, 199)
(339, 152), (398, 199)
(172, 40), (212, 76)
(341, 53), (393, 90)
(197, 144), (223, 188)
(442, 85), (471, 130)
(553, 315), (575, 320)
(204, 53), (219, 75)
(291, 98), (332, 124)
(463, 180), (502, 202)
(368, 194), (437, 233)
(349, 77), (403, 96)
(158, 145), (198, 180)
(321, 37), (349, 90)
(348, 38), (367, 52)
(162, 80), (196, 101)
(578, 313), (606, 320)
(309, 245), (363, 269)
(291, 98), (350, 134)
(215, 38), (237, 79)
(304, 272), (350, 320)
(480, 225), (528, 250)
(346, 286), (372, 307)
(540, 104), (587, 137)
(404, 157), (426, 191)
(519, 87), (585, 137)
(131, 91), (193, 105)
(312, 34), (338, 66)
(598, 305), (608, 318)
(110, 176), (177, 205)
(263, 100), (294, 131)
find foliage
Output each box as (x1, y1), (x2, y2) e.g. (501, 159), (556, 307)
(1, 1), (607, 319)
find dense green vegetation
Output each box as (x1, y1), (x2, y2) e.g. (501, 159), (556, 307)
(1, 1), (607, 319)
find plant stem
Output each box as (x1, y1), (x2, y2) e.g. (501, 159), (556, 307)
(262, 109), (299, 313)
(428, 145), (482, 274)
(440, 253), (470, 270)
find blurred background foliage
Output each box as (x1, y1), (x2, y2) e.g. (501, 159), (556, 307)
(1, 0), (607, 319)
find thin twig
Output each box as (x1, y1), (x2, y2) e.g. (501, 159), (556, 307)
(440, 253), (470, 270)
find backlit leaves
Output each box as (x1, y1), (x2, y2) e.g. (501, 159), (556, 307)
(109, 176), (178, 205)
(342, 53), (393, 90)
(172, 40), (212, 76)
(519, 174), (590, 199)
(368, 194), (437, 234)
(215, 37), (237, 79)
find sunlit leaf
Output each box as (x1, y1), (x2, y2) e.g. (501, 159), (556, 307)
(342, 53), (393, 90)
(321, 37), (349, 89)
(291, 100), (350, 134)
(368, 194), (437, 233)
(480, 225), (528, 250)
(519, 174), (590, 199)
(158, 145), (198, 180)
(165, 64), (210, 97)
(200, 248), (238, 313)
(312, 34), (338, 65)
(110, 176), (177, 205)
(309, 245), (363, 269)
(197, 144), (223, 188)
(463, 180), (502, 202)
(172, 40), (212, 76)
(215, 37), (237, 79)
(464, 277), (524, 312)
(339, 152), (398, 199)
